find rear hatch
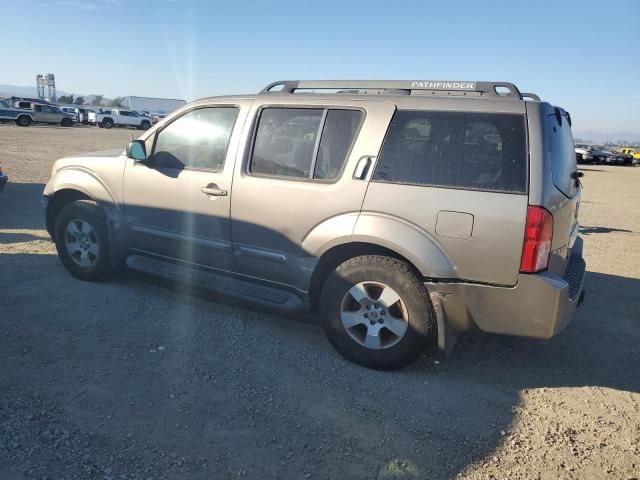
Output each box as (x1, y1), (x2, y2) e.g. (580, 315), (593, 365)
(544, 108), (581, 275)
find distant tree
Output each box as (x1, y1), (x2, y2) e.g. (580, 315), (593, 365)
(75, 96), (85, 105)
(110, 96), (123, 107)
(90, 95), (104, 106)
(58, 95), (72, 104)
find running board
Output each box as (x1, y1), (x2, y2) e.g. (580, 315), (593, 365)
(126, 255), (305, 311)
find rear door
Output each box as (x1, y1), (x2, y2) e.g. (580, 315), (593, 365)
(230, 98), (395, 291)
(361, 103), (530, 286)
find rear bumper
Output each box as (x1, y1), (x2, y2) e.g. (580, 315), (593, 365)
(0, 173), (8, 192)
(428, 237), (586, 340)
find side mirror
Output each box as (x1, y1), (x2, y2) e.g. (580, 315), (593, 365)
(126, 140), (147, 162)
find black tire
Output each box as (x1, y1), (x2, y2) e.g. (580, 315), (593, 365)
(320, 255), (436, 370)
(15, 115), (31, 127)
(102, 118), (114, 129)
(98, 123), (104, 128)
(61, 118), (73, 127)
(576, 153), (583, 164)
(140, 120), (150, 130)
(54, 200), (112, 281)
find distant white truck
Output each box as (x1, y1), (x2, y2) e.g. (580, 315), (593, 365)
(120, 96), (186, 115)
(88, 109), (151, 130)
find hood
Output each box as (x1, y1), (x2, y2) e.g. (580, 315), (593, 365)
(48, 149), (127, 183)
(69, 148), (124, 159)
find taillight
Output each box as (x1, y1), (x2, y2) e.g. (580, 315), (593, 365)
(520, 206), (553, 273)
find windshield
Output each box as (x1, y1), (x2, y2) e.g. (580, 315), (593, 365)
(0, 100), (10, 108)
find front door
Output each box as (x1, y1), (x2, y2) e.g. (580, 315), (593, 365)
(123, 102), (250, 272)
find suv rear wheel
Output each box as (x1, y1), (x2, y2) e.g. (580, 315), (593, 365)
(320, 255), (436, 370)
(54, 200), (112, 281)
(102, 118), (114, 129)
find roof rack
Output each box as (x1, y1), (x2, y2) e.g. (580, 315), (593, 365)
(260, 80), (537, 100)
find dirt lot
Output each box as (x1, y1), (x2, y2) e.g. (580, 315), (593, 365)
(0, 124), (638, 480)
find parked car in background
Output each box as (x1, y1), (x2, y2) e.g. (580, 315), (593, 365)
(0, 98), (34, 126)
(0, 164), (7, 192)
(592, 146), (618, 164)
(77, 108), (95, 124)
(42, 79), (586, 370)
(575, 144), (596, 163)
(10, 102), (75, 126)
(59, 107), (79, 122)
(620, 147), (640, 163)
(88, 109), (151, 130)
(151, 113), (167, 124)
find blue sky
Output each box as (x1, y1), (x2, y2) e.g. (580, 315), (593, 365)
(2, 0), (639, 136)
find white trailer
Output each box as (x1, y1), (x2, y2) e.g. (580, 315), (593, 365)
(121, 96), (186, 115)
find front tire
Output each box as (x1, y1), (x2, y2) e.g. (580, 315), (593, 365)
(320, 255), (436, 370)
(54, 200), (112, 281)
(61, 118), (73, 127)
(15, 115), (31, 127)
(140, 120), (150, 130)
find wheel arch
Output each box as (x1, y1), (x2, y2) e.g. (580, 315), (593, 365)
(45, 170), (120, 240)
(308, 241), (425, 311)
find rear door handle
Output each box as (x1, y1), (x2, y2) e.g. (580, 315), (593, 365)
(201, 186), (228, 197)
(353, 156), (374, 180)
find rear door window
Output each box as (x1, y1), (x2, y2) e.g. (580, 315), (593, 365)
(373, 110), (527, 194)
(547, 113), (577, 198)
(250, 107), (363, 180)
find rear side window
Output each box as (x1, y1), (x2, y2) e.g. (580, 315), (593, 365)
(547, 113), (577, 198)
(373, 110), (528, 194)
(250, 107), (363, 180)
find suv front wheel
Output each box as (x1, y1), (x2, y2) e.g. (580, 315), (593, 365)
(320, 255), (436, 370)
(54, 200), (112, 281)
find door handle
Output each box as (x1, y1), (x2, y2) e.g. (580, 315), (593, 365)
(353, 156), (374, 180)
(201, 186), (228, 197)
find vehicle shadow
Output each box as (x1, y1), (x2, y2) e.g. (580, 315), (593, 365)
(1, 248), (638, 479)
(579, 225), (634, 235)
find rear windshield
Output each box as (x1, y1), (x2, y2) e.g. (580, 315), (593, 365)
(372, 110), (528, 194)
(547, 113), (577, 198)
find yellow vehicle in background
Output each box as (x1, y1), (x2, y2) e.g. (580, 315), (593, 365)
(620, 148), (640, 161)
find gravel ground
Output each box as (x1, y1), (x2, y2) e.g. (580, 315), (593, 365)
(0, 124), (639, 480)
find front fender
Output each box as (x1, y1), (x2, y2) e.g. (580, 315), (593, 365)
(45, 166), (119, 211)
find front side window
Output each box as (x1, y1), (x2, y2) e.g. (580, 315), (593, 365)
(373, 110), (527, 194)
(152, 107), (239, 171)
(250, 107), (363, 180)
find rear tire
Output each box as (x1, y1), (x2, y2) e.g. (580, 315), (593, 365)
(54, 200), (112, 281)
(102, 118), (114, 129)
(576, 153), (583, 164)
(320, 255), (436, 370)
(15, 115), (31, 127)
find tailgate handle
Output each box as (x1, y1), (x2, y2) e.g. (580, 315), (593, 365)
(353, 156), (374, 180)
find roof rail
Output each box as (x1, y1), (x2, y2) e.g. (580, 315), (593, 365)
(260, 80), (529, 99)
(521, 92), (541, 101)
